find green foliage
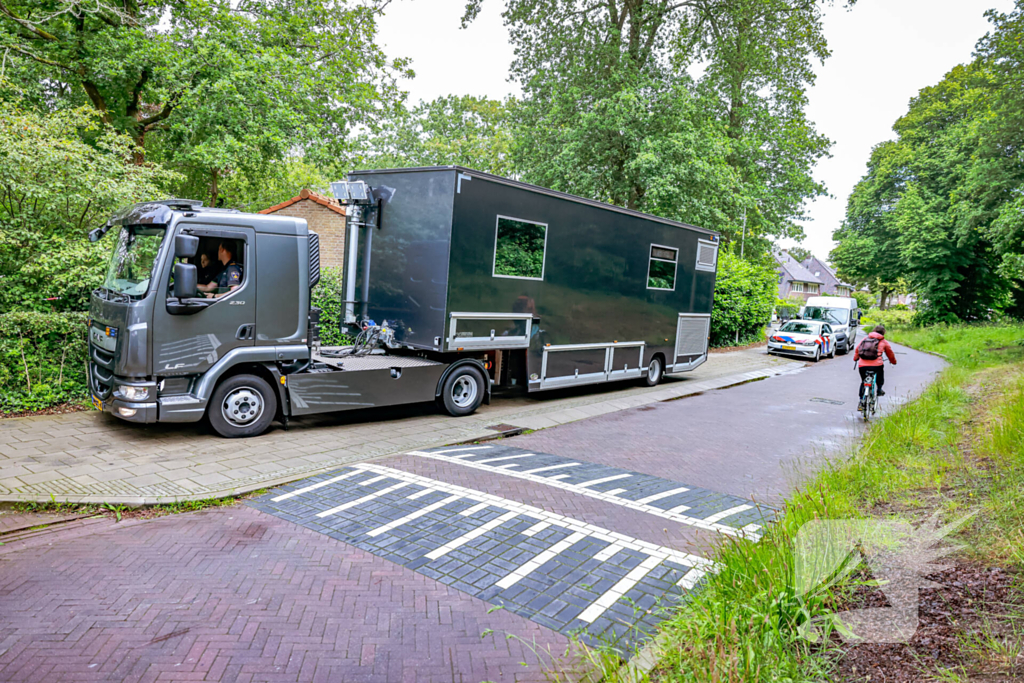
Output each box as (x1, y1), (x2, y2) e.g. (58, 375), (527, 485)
(862, 308), (916, 331)
(355, 95), (514, 176)
(710, 252), (777, 346)
(0, 312), (89, 412)
(461, 0), (838, 255)
(311, 267), (350, 347)
(493, 218), (545, 279)
(786, 247), (813, 264)
(0, 0), (408, 204)
(0, 105), (176, 312)
(851, 289), (875, 312)
(833, 3), (1024, 322)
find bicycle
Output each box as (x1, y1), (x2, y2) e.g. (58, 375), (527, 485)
(858, 367), (878, 421)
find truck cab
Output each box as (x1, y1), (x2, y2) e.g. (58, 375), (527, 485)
(88, 200), (313, 434)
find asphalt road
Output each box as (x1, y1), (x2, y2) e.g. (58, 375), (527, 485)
(512, 336), (947, 505)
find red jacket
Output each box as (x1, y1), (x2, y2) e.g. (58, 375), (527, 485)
(854, 332), (897, 367)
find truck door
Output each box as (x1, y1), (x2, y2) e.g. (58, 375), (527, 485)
(152, 226), (256, 376)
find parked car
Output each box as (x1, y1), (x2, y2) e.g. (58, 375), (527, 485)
(797, 296), (860, 354)
(767, 320), (837, 362)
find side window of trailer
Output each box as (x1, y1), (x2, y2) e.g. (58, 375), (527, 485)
(647, 245), (678, 290)
(493, 216), (547, 280)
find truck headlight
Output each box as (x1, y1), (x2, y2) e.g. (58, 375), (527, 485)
(117, 385), (150, 401)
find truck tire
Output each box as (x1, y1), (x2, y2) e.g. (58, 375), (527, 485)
(208, 374), (277, 438)
(644, 356), (664, 386)
(439, 365), (485, 417)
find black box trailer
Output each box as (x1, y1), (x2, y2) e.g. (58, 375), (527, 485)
(87, 167), (719, 437)
(339, 166), (720, 393)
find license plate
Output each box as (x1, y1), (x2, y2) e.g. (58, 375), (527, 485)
(91, 394), (103, 412)
(782, 345), (797, 351)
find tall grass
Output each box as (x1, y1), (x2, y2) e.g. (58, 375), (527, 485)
(650, 324), (1024, 682)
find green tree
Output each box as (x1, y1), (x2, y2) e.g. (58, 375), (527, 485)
(0, 105), (177, 312)
(0, 0), (408, 202)
(461, 0), (848, 251)
(787, 247), (813, 263)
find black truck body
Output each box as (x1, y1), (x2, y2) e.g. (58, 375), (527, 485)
(87, 167), (719, 437)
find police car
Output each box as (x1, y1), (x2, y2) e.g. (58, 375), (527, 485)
(767, 320), (837, 362)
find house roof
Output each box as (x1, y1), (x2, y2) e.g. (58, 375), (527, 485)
(802, 256), (854, 289)
(774, 250), (824, 284)
(259, 188), (346, 217)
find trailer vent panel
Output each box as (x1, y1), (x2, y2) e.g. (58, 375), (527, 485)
(676, 315), (710, 358)
(696, 239), (718, 272)
(309, 231), (321, 289)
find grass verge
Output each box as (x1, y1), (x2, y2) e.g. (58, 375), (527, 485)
(588, 323), (1024, 683)
(3, 489), (267, 523)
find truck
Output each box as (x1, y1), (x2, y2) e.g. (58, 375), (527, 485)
(87, 166), (720, 438)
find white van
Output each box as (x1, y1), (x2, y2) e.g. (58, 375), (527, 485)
(798, 296), (861, 354)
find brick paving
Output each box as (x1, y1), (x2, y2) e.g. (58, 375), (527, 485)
(0, 350), (800, 504)
(0, 505), (586, 683)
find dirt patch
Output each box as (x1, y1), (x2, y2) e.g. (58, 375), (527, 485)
(710, 339), (768, 354)
(833, 564), (1022, 682)
(0, 402), (90, 420)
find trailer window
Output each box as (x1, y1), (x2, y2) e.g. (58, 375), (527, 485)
(647, 245), (677, 290)
(493, 216), (547, 280)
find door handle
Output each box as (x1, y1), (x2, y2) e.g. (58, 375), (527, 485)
(235, 324), (255, 340)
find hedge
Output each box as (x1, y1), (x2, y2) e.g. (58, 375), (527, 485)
(710, 251), (778, 346)
(0, 312), (90, 412)
(311, 266), (351, 346)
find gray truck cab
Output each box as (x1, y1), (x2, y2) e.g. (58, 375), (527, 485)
(88, 199), (314, 432)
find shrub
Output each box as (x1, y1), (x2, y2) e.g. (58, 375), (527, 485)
(862, 308), (917, 330)
(311, 266), (350, 346)
(711, 252), (777, 346)
(851, 290), (875, 311)
(0, 312), (89, 412)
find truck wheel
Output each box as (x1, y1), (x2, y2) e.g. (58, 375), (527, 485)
(208, 374), (277, 438)
(644, 356), (664, 386)
(440, 366), (485, 417)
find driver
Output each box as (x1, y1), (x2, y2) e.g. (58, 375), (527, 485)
(854, 324), (897, 397)
(197, 241), (242, 299)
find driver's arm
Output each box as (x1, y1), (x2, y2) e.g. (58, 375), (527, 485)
(206, 285), (239, 300)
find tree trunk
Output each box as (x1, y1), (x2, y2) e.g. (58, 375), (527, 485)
(209, 169), (220, 207)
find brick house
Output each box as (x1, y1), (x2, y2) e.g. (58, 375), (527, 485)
(774, 250), (824, 301)
(259, 189), (346, 268)
(801, 255), (855, 297)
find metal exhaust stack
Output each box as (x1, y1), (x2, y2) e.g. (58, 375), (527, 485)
(330, 180), (376, 329)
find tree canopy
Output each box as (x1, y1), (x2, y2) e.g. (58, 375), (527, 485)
(832, 1), (1024, 321)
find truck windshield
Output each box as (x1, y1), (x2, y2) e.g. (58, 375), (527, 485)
(102, 225), (167, 297)
(803, 306), (849, 325)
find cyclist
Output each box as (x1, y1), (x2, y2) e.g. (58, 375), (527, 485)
(854, 324), (897, 399)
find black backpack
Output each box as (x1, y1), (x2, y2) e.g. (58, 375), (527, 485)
(858, 336), (880, 361)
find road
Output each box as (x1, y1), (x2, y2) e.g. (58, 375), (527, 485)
(0, 341), (945, 682)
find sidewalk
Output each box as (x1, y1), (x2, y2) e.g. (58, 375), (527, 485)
(0, 349), (802, 505)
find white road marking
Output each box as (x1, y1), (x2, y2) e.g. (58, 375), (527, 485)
(410, 452), (757, 539)
(407, 487), (436, 500)
(494, 532), (588, 589)
(366, 494), (462, 538)
(633, 487), (690, 505)
(666, 504), (691, 514)
(271, 468), (367, 502)
(424, 511), (520, 560)
(605, 488), (627, 497)
(575, 473), (632, 489)
(703, 505), (752, 523)
(459, 502), (490, 517)
(357, 475), (388, 487)
(578, 555), (663, 623)
(677, 567), (707, 590)
(316, 482), (409, 518)
(521, 462), (583, 474)
(475, 453), (535, 465)
(354, 463), (714, 570)
(522, 521), (550, 537)
(593, 542), (623, 562)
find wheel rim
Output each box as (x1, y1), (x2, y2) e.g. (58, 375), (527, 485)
(222, 386), (264, 427)
(648, 359), (662, 382)
(451, 375), (478, 408)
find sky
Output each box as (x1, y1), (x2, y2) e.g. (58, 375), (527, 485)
(376, 0), (1016, 262)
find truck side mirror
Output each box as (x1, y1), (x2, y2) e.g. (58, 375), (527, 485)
(175, 234), (199, 259)
(173, 262), (198, 300)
